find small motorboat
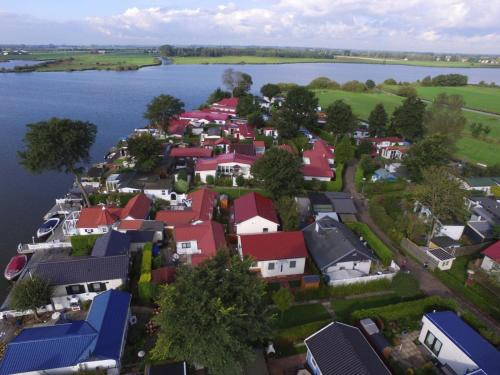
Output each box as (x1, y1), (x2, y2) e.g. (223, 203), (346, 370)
(36, 217), (60, 239)
(4, 254), (28, 281)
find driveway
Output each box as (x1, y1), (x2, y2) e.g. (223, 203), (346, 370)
(342, 160), (500, 333)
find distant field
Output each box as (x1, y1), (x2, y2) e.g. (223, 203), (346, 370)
(170, 56), (336, 64)
(315, 89), (500, 165)
(334, 55), (500, 68)
(1, 52), (161, 72)
(384, 85), (500, 115)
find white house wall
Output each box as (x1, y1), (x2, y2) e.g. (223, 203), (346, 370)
(326, 260), (371, 275)
(418, 316), (479, 375)
(176, 240), (201, 255)
(236, 217), (279, 235)
(480, 256), (495, 272)
(252, 258), (305, 278)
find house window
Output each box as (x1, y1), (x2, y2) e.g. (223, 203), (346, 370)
(66, 284), (86, 295)
(289, 261), (297, 268)
(263, 228), (269, 232)
(181, 242), (191, 249)
(85, 229), (94, 233)
(251, 261), (258, 268)
(424, 331), (443, 356)
(101, 227), (108, 233)
(268, 262), (275, 270)
(87, 283), (107, 293)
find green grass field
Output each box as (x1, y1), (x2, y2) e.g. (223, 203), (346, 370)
(384, 85), (500, 115)
(334, 55), (500, 68)
(1, 52), (161, 72)
(170, 55), (336, 65)
(315, 89), (500, 165)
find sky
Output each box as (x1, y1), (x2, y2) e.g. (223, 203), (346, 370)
(0, 0), (499, 54)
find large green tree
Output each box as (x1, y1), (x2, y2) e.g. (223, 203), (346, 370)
(11, 276), (52, 320)
(368, 103), (388, 137)
(128, 133), (162, 172)
(335, 137), (356, 165)
(18, 118), (97, 206)
(151, 251), (272, 375)
(222, 69), (253, 96)
(282, 86), (318, 131)
(424, 93), (466, 150)
(389, 96), (426, 141)
(144, 94), (184, 134)
(251, 147), (303, 198)
(414, 166), (468, 242)
(236, 94), (260, 117)
(276, 196), (299, 231)
(260, 83), (281, 99)
(404, 134), (453, 181)
(272, 110), (298, 139)
(207, 88), (231, 104)
(326, 100), (357, 138)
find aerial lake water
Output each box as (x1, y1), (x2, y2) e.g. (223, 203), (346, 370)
(1, 62), (500, 298)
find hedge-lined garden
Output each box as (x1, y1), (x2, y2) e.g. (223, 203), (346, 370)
(70, 234), (100, 256)
(347, 222), (394, 266)
(138, 243), (155, 303)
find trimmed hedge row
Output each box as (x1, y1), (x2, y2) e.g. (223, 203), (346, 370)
(326, 163), (344, 192)
(138, 243), (153, 303)
(276, 319), (331, 343)
(70, 234), (100, 256)
(351, 296), (458, 322)
(347, 222), (394, 266)
(294, 278), (392, 301)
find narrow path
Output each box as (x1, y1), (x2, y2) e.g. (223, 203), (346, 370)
(342, 160), (500, 334)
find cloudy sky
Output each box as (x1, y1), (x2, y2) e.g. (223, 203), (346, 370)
(0, 0), (498, 54)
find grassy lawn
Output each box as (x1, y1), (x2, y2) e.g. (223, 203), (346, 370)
(332, 293), (406, 321)
(274, 303), (331, 329)
(170, 55), (336, 64)
(211, 186), (271, 199)
(315, 88), (500, 165)
(1, 52), (161, 72)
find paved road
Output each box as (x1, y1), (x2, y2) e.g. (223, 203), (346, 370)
(342, 160), (500, 333)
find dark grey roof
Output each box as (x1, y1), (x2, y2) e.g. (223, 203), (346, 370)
(467, 221), (493, 239)
(91, 230), (130, 257)
(305, 322), (391, 375)
(302, 217), (376, 271)
(431, 236), (461, 249)
(308, 192), (333, 206)
(471, 197), (500, 225)
(428, 248), (455, 261)
(323, 192), (357, 214)
(32, 255), (129, 285)
(119, 172), (173, 191)
(127, 230), (155, 243)
(141, 220), (165, 232)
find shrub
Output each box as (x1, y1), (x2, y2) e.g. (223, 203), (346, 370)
(341, 80), (366, 92)
(384, 78), (397, 85)
(206, 175), (215, 185)
(236, 175), (245, 187)
(174, 179), (188, 193)
(215, 176), (233, 186)
(272, 288), (295, 315)
(351, 296), (458, 322)
(71, 234), (100, 256)
(138, 243), (153, 303)
(347, 222), (394, 266)
(397, 85), (417, 97)
(177, 169), (188, 181)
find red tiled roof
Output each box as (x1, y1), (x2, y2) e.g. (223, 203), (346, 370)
(118, 219), (143, 231)
(121, 193), (151, 220)
(211, 97), (239, 109)
(174, 221), (226, 265)
(233, 192), (279, 225)
(253, 140), (265, 148)
(170, 147), (213, 158)
(180, 111), (230, 122)
(155, 188), (218, 226)
(482, 241), (500, 262)
(168, 119), (190, 136)
(240, 231), (308, 261)
(76, 206), (121, 228)
(301, 140), (335, 178)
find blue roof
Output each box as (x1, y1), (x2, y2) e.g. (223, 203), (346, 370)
(374, 168), (396, 180)
(425, 311), (500, 375)
(0, 290), (131, 374)
(91, 230), (130, 257)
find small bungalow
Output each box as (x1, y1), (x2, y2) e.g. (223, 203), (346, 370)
(73, 206), (122, 236)
(238, 231), (308, 278)
(169, 147), (213, 159)
(426, 247), (456, 271)
(168, 118), (190, 138)
(223, 122), (255, 140)
(174, 221), (226, 266)
(466, 196), (500, 241)
(253, 140), (266, 155)
(462, 176), (500, 195)
(419, 311), (500, 375)
(0, 290), (131, 375)
(195, 152), (257, 184)
(304, 322), (391, 375)
(429, 236), (461, 252)
(232, 192), (279, 235)
(480, 241), (500, 273)
(302, 140), (335, 181)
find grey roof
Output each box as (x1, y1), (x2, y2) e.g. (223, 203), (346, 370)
(302, 217), (376, 271)
(91, 230), (130, 257)
(119, 172), (173, 191)
(32, 255), (129, 285)
(127, 230), (155, 243)
(305, 322), (391, 375)
(470, 197), (500, 225)
(324, 192), (358, 214)
(465, 177), (500, 188)
(431, 236), (461, 249)
(428, 248), (455, 261)
(467, 221), (493, 239)
(140, 220), (165, 232)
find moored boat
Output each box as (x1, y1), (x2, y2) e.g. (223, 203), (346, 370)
(4, 254), (28, 280)
(36, 217), (60, 239)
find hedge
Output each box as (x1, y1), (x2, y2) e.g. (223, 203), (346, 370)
(351, 296), (458, 322)
(71, 234), (100, 256)
(138, 243), (153, 303)
(325, 163), (344, 192)
(354, 163), (365, 191)
(294, 278), (392, 301)
(276, 319), (331, 342)
(347, 222), (394, 266)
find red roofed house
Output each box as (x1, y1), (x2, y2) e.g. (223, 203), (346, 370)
(169, 147), (213, 159)
(253, 140), (266, 155)
(195, 152), (257, 184)
(201, 137), (231, 153)
(238, 232), (308, 278)
(232, 192), (279, 235)
(179, 110), (230, 125)
(168, 118), (190, 138)
(174, 221), (226, 266)
(263, 127), (278, 138)
(480, 241), (500, 273)
(368, 137), (408, 158)
(223, 122), (255, 140)
(155, 188), (218, 228)
(120, 193), (152, 221)
(302, 140), (335, 181)
(210, 97), (239, 114)
(380, 145), (409, 160)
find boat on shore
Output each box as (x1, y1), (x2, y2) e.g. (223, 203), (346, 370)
(36, 217), (60, 239)
(4, 254), (28, 280)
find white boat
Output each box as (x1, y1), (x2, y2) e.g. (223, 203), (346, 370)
(36, 217), (60, 239)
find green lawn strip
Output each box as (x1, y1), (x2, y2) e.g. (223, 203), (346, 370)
(432, 255), (500, 321)
(211, 186), (271, 199)
(170, 56), (336, 64)
(346, 222), (394, 266)
(325, 163), (343, 192)
(273, 303), (331, 330)
(332, 293), (411, 322)
(274, 319), (331, 350)
(70, 234), (100, 256)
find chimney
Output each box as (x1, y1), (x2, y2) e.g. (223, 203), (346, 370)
(315, 222), (320, 233)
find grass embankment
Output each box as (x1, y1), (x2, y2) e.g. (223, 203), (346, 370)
(315, 89), (500, 165)
(333, 55), (500, 68)
(1, 52), (161, 72)
(170, 56), (336, 65)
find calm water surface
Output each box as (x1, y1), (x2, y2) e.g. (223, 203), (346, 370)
(1, 62), (500, 298)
